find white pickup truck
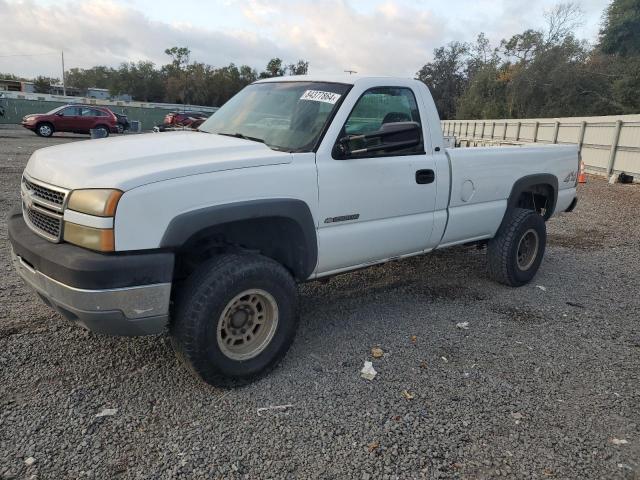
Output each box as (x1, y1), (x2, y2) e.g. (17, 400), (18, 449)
(9, 75), (579, 386)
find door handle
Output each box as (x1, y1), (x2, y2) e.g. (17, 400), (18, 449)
(415, 169), (435, 184)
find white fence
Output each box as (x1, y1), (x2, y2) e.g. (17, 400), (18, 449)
(442, 115), (640, 178)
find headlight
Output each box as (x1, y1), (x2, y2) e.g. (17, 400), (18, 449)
(64, 188), (121, 251)
(67, 189), (122, 216)
(63, 222), (115, 252)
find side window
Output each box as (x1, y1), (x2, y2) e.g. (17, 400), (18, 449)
(80, 107), (101, 117)
(336, 87), (423, 159)
(60, 107), (79, 116)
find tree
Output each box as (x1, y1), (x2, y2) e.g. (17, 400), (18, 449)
(33, 76), (59, 94)
(599, 0), (640, 56)
(239, 65), (258, 84)
(260, 58), (286, 78)
(416, 42), (469, 119)
(417, 1), (625, 120)
(65, 66), (116, 91)
(0, 73), (26, 81)
(164, 47), (191, 71)
(162, 47), (191, 104)
(501, 30), (545, 63)
(111, 61), (165, 102)
(544, 2), (583, 45)
(287, 60), (309, 75)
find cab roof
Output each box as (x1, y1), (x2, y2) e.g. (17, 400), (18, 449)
(254, 74), (412, 86)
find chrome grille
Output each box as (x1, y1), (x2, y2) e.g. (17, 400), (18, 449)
(25, 204), (62, 239)
(21, 174), (69, 242)
(22, 177), (65, 206)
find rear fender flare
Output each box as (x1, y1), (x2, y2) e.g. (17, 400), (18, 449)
(501, 174), (558, 226)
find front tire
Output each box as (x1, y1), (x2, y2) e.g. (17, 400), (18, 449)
(35, 122), (54, 137)
(170, 254), (299, 387)
(487, 208), (546, 287)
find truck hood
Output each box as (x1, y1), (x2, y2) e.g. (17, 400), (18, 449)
(24, 131), (292, 191)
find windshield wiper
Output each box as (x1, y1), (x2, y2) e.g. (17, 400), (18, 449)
(217, 132), (265, 144)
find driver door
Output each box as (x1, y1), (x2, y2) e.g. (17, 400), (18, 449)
(315, 86), (438, 275)
(55, 106), (80, 132)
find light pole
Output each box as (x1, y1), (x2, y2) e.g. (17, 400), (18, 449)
(61, 50), (66, 96)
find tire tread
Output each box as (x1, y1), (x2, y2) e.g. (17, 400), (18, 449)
(170, 254), (298, 387)
(487, 208), (545, 287)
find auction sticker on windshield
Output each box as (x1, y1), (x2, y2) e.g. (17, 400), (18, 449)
(300, 90), (342, 104)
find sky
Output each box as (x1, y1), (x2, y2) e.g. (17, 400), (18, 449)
(0, 0), (611, 80)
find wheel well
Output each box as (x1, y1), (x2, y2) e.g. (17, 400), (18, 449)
(173, 217), (312, 281)
(36, 121), (53, 130)
(515, 183), (555, 219)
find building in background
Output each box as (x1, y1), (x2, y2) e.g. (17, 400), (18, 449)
(49, 84), (82, 96)
(0, 79), (35, 93)
(0, 78), (22, 92)
(86, 87), (110, 100)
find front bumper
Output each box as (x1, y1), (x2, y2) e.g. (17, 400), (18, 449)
(8, 210), (174, 336)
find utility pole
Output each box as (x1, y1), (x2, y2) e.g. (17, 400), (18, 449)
(344, 69), (357, 75)
(61, 50), (66, 96)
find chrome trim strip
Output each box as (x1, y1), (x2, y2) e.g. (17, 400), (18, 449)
(23, 172), (70, 199)
(21, 182), (65, 213)
(64, 209), (114, 229)
(30, 202), (63, 219)
(12, 251), (171, 320)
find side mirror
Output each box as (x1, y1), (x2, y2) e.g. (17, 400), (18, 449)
(334, 121), (422, 159)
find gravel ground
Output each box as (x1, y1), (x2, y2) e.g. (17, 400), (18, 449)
(1, 125), (639, 479)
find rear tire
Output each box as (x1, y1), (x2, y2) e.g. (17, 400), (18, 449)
(487, 208), (546, 287)
(170, 253), (299, 387)
(94, 125), (110, 137)
(35, 122), (54, 137)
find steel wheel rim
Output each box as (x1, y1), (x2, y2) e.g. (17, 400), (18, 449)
(39, 125), (51, 136)
(216, 289), (279, 361)
(516, 228), (539, 271)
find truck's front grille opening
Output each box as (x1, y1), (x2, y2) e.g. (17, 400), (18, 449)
(22, 177), (66, 207)
(21, 175), (69, 242)
(25, 204), (62, 239)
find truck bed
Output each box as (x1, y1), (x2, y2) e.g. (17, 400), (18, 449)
(435, 144), (579, 248)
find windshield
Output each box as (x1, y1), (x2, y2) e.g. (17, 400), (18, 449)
(199, 82), (351, 152)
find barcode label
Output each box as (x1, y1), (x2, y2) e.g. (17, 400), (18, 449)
(300, 90), (342, 104)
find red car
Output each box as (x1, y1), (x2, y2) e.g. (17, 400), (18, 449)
(21, 105), (118, 137)
(163, 111), (210, 129)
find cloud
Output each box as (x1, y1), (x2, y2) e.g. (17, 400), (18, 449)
(238, 0), (446, 76)
(0, 0), (610, 79)
(0, 0), (285, 78)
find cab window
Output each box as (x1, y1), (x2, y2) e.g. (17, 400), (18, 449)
(337, 87), (423, 158)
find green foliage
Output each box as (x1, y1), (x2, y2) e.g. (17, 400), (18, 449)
(287, 60), (309, 75)
(259, 58), (286, 78)
(417, 1), (637, 119)
(25, 48), (307, 106)
(32, 76), (59, 94)
(415, 42), (468, 120)
(599, 0), (640, 56)
(0, 73), (27, 81)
